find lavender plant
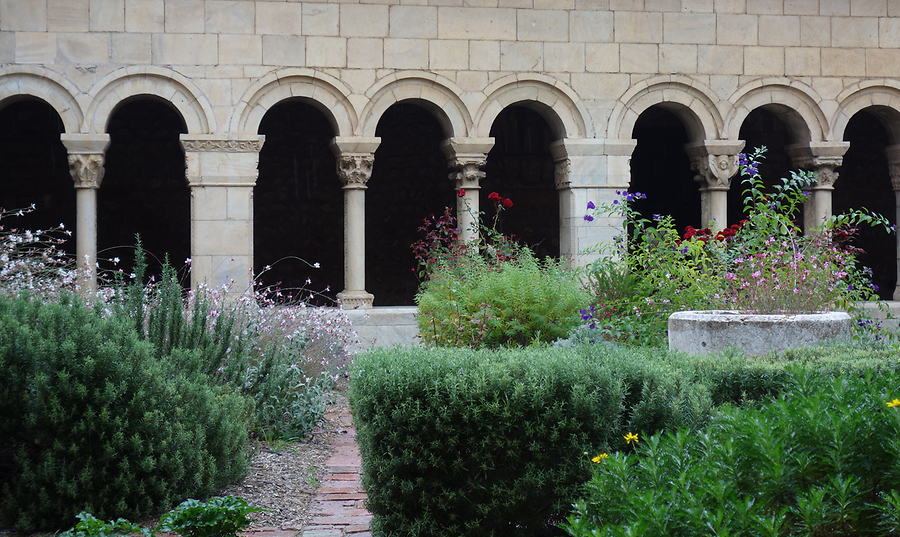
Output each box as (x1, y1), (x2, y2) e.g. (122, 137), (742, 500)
(580, 147), (894, 345)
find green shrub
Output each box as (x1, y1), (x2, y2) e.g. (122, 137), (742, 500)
(158, 496), (266, 537)
(416, 249), (589, 348)
(350, 345), (719, 537)
(564, 366), (900, 537)
(0, 293), (252, 531)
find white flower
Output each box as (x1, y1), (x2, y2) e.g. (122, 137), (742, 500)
(313, 262), (321, 268)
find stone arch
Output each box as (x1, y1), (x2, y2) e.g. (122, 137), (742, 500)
(0, 66), (84, 133)
(85, 66), (214, 134)
(725, 79), (828, 143)
(474, 74), (591, 139)
(359, 72), (470, 138)
(608, 75), (723, 141)
(232, 68), (356, 137)
(832, 82), (900, 143)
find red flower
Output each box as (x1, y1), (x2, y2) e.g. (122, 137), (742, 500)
(458, 189), (466, 197)
(501, 198), (513, 209)
(488, 192), (501, 202)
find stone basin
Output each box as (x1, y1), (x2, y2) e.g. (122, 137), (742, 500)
(668, 310), (851, 356)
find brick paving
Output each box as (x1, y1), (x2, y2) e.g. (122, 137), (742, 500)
(239, 404), (371, 537)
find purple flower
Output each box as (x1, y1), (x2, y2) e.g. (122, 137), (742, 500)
(612, 200), (618, 205)
(584, 215), (594, 222)
(587, 201), (596, 210)
(652, 214), (662, 220)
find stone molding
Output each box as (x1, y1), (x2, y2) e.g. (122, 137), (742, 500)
(440, 137), (493, 189)
(338, 290), (375, 309)
(684, 140), (745, 189)
(180, 135), (265, 153)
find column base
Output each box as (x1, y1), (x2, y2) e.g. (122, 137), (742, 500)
(338, 290), (375, 309)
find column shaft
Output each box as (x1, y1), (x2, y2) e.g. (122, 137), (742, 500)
(441, 138), (494, 244)
(685, 140), (745, 231)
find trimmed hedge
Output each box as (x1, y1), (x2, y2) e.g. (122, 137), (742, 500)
(0, 293), (252, 531)
(350, 343), (900, 537)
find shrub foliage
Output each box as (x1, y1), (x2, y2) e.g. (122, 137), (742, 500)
(0, 293), (251, 531)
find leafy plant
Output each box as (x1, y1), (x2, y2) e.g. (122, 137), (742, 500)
(580, 147), (895, 345)
(413, 193), (589, 348)
(59, 512), (152, 537)
(158, 496), (266, 537)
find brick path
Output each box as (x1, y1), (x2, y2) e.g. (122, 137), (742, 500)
(240, 404), (372, 537)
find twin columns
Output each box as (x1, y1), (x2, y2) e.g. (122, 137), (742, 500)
(55, 134), (900, 305)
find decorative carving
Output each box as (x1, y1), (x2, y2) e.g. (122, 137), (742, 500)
(337, 154), (375, 187)
(181, 139), (264, 152)
(691, 153), (739, 188)
(890, 164), (900, 191)
(447, 157), (487, 188)
(792, 155), (842, 188)
(554, 158), (571, 189)
(67, 153), (105, 189)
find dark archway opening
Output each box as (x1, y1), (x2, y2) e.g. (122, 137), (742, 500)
(483, 105), (559, 259)
(256, 100), (342, 304)
(733, 108), (796, 224)
(629, 106), (699, 233)
(100, 97), (190, 281)
(835, 110), (896, 300)
(0, 97), (75, 253)
(368, 102), (454, 306)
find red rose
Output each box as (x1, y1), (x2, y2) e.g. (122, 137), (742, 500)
(488, 192), (501, 202)
(457, 189), (466, 197)
(501, 198), (513, 209)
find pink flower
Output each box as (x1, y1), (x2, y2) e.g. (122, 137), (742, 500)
(457, 189), (466, 197)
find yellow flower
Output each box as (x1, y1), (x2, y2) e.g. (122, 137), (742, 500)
(591, 453), (609, 463)
(887, 399), (900, 408)
(624, 432), (639, 445)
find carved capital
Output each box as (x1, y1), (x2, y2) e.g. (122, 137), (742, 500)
(790, 154), (842, 188)
(447, 156), (487, 188)
(890, 163), (900, 191)
(554, 157), (572, 189)
(337, 154), (374, 188)
(67, 153), (105, 189)
(690, 153), (739, 188)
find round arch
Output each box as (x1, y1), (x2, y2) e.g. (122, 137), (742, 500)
(0, 67), (83, 133)
(232, 68), (356, 137)
(474, 74), (591, 139)
(86, 66), (214, 134)
(608, 76), (723, 141)
(725, 80), (827, 143)
(359, 72), (470, 138)
(832, 83), (900, 143)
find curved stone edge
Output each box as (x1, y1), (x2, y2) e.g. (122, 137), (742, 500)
(668, 310), (851, 356)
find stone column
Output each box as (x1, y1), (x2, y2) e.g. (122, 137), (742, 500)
(550, 138), (636, 266)
(330, 137), (380, 309)
(684, 140), (745, 231)
(60, 133), (111, 290)
(885, 144), (900, 301)
(180, 134), (264, 294)
(440, 137), (494, 242)
(786, 142), (849, 233)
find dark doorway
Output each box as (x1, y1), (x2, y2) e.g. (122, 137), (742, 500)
(733, 108), (796, 224)
(368, 102), (454, 306)
(629, 106), (699, 234)
(256, 100), (341, 304)
(0, 97), (75, 253)
(99, 96), (190, 282)
(483, 105), (559, 259)
(834, 109), (896, 300)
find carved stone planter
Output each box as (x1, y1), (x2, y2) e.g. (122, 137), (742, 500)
(668, 310), (851, 356)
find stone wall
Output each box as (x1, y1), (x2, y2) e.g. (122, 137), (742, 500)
(3, 0), (900, 303)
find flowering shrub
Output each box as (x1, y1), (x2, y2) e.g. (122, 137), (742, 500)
(413, 193), (588, 348)
(580, 147), (894, 346)
(0, 205), (80, 298)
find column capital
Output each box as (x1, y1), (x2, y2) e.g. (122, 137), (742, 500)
(684, 139), (746, 188)
(61, 133), (111, 189)
(884, 145), (900, 191)
(441, 137), (493, 189)
(786, 142), (849, 189)
(330, 137), (380, 189)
